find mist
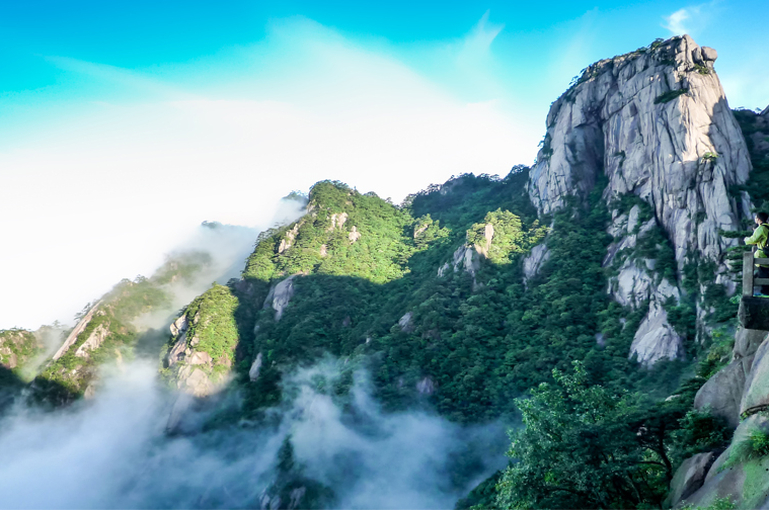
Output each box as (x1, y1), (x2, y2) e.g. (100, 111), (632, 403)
(0, 359), (506, 509)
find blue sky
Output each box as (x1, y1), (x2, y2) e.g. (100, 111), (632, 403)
(1, 0), (768, 329)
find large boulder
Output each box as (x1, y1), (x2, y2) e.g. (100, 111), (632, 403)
(664, 451), (718, 508)
(740, 334), (769, 416)
(733, 327), (768, 360)
(694, 358), (753, 428)
(685, 414), (769, 508)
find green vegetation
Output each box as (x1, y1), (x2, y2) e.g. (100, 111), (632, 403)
(694, 63), (712, 75)
(162, 284), (241, 383)
(681, 497), (737, 510)
(655, 88), (689, 104)
(496, 362), (732, 509)
(466, 209), (547, 264)
(733, 108), (769, 213)
(33, 251), (215, 404)
(722, 427), (769, 470)
(0, 329), (42, 375)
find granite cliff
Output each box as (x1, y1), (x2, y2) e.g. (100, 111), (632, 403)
(528, 35), (752, 365)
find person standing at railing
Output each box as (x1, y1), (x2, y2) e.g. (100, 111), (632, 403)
(745, 212), (769, 296)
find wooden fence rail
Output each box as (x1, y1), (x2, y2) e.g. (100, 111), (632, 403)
(742, 251), (769, 297)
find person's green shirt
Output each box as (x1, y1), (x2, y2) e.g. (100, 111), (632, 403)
(745, 223), (769, 264)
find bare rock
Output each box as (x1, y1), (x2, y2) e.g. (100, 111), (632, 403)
(264, 275), (298, 321)
(398, 312), (414, 333)
(523, 244), (550, 283)
(665, 451), (718, 508)
(527, 36), (750, 365)
(328, 212), (348, 231)
(701, 46), (718, 61)
(348, 226), (361, 243)
(74, 323), (110, 358)
(249, 352), (263, 381)
(740, 333), (769, 416)
(178, 366), (214, 397)
(288, 488), (306, 510)
(694, 357), (753, 428)
(733, 327), (768, 360)
(416, 377), (436, 395)
(170, 314), (188, 337)
(452, 245), (481, 277)
(187, 351), (213, 366)
(52, 301), (103, 360)
(630, 301), (684, 365)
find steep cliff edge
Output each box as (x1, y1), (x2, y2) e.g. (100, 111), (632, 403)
(528, 35), (752, 365)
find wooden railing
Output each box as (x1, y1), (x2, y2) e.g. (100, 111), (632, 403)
(742, 251), (769, 297)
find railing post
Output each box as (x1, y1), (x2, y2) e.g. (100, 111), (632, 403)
(744, 251), (755, 297)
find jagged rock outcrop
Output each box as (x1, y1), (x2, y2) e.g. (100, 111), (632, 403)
(527, 35), (751, 365)
(629, 301), (684, 365)
(52, 301), (103, 360)
(398, 312), (414, 333)
(249, 352), (263, 381)
(164, 284), (239, 398)
(523, 244), (550, 284)
(0, 329), (42, 371)
(73, 323), (109, 358)
(264, 275), (298, 321)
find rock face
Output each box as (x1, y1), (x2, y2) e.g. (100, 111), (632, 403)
(665, 451), (718, 508)
(694, 357), (753, 428)
(264, 275), (298, 321)
(523, 244), (550, 284)
(73, 323), (110, 358)
(52, 301), (103, 360)
(740, 333), (769, 416)
(249, 352), (263, 381)
(0, 329), (42, 371)
(527, 35), (751, 364)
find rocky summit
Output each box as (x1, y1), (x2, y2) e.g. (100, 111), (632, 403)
(2, 35), (769, 509)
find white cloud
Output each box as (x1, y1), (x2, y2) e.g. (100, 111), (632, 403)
(662, 2), (717, 37)
(0, 17), (536, 331)
(663, 8), (691, 35)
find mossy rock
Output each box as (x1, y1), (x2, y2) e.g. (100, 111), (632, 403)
(741, 335), (769, 416)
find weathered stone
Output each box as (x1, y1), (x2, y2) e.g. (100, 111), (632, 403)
(452, 245), (480, 277)
(527, 35), (750, 365)
(288, 487), (306, 510)
(630, 301), (684, 365)
(739, 297), (769, 331)
(523, 244), (550, 283)
(701, 46), (718, 61)
(398, 312), (414, 333)
(328, 212), (348, 231)
(263, 275), (298, 321)
(249, 352), (263, 381)
(733, 327), (768, 360)
(169, 314), (188, 337)
(53, 301), (103, 360)
(187, 351), (213, 366)
(741, 334), (769, 416)
(416, 377), (435, 395)
(665, 451), (718, 508)
(74, 323), (110, 358)
(348, 226), (361, 243)
(694, 358), (753, 428)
